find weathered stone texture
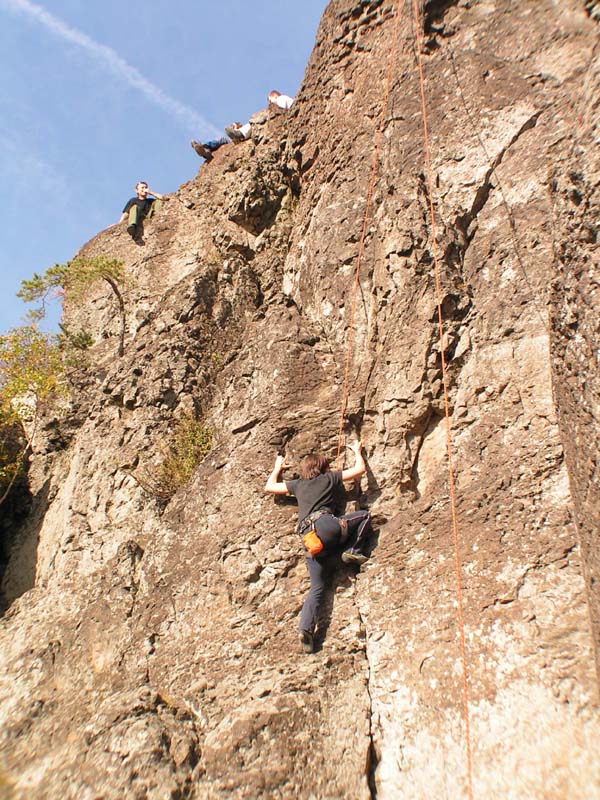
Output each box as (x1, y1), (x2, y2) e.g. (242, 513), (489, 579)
(550, 38), (600, 679)
(1, 1), (599, 799)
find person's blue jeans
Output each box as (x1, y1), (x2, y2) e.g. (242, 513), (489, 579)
(204, 137), (229, 152)
(298, 510), (371, 634)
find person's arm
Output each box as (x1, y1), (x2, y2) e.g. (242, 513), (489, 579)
(264, 454), (289, 495)
(147, 189), (166, 201)
(120, 198), (132, 223)
(341, 440), (366, 481)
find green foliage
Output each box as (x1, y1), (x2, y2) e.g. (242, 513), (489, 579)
(63, 255), (126, 302)
(18, 264), (69, 321)
(0, 326), (65, 422)
(0, 413), (26, 502)
(19, 255), (128, 356)
(0, 326), (68, 506)
(18, 256), (125, 315)
(135, 415), (212, 501)
(157, 416), (213, 499)
(57, 324), (94, 352)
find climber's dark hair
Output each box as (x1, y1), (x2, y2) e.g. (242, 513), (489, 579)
(299, 453), (330, 480)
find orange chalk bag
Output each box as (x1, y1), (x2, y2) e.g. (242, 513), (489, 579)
(301, 528), (324, 556)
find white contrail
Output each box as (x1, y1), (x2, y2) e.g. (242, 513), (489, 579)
(1, 0), (221, 139)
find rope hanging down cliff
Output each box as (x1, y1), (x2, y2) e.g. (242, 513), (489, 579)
(335, 0), (403, 462)
(411, 1), (474, 797)
(336, 5), (475, 794)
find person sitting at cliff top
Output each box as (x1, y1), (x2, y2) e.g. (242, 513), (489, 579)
(264, 440), (371, 654)
(191, 94), (292, 162)
(121, 181), (166, 240)
(268, 90), (294, 110)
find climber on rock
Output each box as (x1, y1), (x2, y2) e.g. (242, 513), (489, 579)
(268, 90), (294, 110)
(121, 181), (166, 240)
(264, 440), (372, 654)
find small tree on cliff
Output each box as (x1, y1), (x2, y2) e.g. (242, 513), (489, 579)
(0, 326), (65, 506)
(19, 255), (128, 357)
(131, 414), (213, 502)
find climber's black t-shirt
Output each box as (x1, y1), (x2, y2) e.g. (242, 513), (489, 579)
(122, 197), (155, 217)
(285, 470), (343, 523)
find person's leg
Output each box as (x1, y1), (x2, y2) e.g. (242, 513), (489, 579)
(299, 555), (327, 642)
(145, 199), (161, 219)
(191, 140), (213, 160)
(205, 137), (229, 152)
(340, 510), (371, 563)
(127, 205), (140, 237)
(314, 514), (341, 550)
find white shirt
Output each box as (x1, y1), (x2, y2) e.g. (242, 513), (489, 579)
(273, 94), (294, 110)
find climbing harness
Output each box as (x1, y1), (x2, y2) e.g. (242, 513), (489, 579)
(296, 508), (350, 557)
(296, 507), (334, 535)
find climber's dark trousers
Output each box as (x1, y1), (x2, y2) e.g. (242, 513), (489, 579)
(340, 509), (372, 553)
(299, 556), (328, 635)
(298, 510), (371, 634)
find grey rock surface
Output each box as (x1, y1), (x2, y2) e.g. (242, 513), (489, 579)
(1, 1), (599, 798)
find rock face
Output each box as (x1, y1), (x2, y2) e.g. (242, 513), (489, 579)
(1, 1), (599, 798)
(550, 39), (600, 680)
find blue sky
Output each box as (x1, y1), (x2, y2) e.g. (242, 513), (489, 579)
(0, 0), (327, 332)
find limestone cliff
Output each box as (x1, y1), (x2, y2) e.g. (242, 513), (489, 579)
(1, 1), (599, 798)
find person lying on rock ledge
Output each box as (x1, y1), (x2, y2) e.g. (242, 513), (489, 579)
(264, 440), (372, 654)
(120, 181), (167, 240)
(267, 89), (294, 110)
(190, 121), (251, 162)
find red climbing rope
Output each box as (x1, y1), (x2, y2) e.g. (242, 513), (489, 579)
(336, 0), (404, 463)
(411, 1), (475, 797)
(334, 4), (475, 793)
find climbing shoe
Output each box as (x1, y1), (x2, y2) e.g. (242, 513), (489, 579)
(191, 140), (213, 161)
(300, 630), (314, 654)
(341, 549), (368, 566)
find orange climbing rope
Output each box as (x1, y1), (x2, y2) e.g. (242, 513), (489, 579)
(411, 1), (474, 797)
(335, 0), (404, 462)
(335, 4), (475, 794)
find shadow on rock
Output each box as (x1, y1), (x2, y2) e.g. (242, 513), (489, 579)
(1, 478), (50, 614)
